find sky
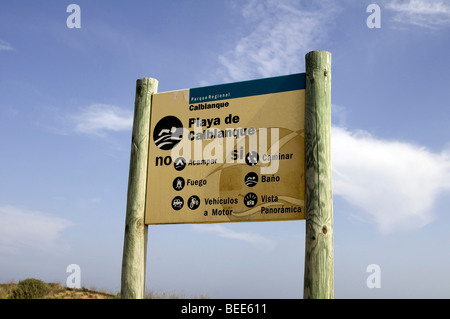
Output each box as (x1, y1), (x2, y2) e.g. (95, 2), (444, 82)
(1, 0), (450, 299)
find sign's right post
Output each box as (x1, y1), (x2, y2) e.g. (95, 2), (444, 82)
(303, 50), (334, 299)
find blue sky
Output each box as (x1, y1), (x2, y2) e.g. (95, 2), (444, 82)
(1, 0), (450, 298)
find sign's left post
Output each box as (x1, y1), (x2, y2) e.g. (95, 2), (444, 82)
(121, 78), (158, 299)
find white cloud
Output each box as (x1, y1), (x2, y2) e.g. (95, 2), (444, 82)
(219, 0), (338, 82)
(192, 224), (276, 251)
(332, 126), (450, 233)
(212, 0), (450, 234)
(0, 40), (13, 51)
(0, 205), (74, 254)
(385, 0), (450, 29)
(72, 104), (133, 136)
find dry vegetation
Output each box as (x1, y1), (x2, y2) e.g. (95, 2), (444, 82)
(0, 278), (208, 299)
(0, 279), (117, 299)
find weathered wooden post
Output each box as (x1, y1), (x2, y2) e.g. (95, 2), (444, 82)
(121, 77), (158, 299)
(303, 51), (333, 299)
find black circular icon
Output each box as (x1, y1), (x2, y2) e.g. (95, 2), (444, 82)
(171, 196), (184, 210)
(245, 151), (259, 166)
(188, 195), (200, 210)
(244, 172), (258, 187)
(173, 177), (185, 191)
(153, 116), (183, 150)
(174, 157), (186, 171)
(244, 192), (258, 208)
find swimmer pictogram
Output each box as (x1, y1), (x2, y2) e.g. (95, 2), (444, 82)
(153, 116), (183, 150)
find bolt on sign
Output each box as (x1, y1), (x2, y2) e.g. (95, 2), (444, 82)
(145, 73), (306, 224)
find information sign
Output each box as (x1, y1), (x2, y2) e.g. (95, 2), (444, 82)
(145, 73), (306, 224)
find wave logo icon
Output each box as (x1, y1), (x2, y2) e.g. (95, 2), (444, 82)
(244, 172), (258, 187)
(153, 116), (184, 150)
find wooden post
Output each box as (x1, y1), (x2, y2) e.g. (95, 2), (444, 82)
(121, 78), (158, 299)
(303, 51), (333, 299)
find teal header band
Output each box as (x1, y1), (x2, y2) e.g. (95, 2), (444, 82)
(189, 73), (306, 104)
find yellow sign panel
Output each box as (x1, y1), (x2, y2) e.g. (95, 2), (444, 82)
(145, 74), (306, 224)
